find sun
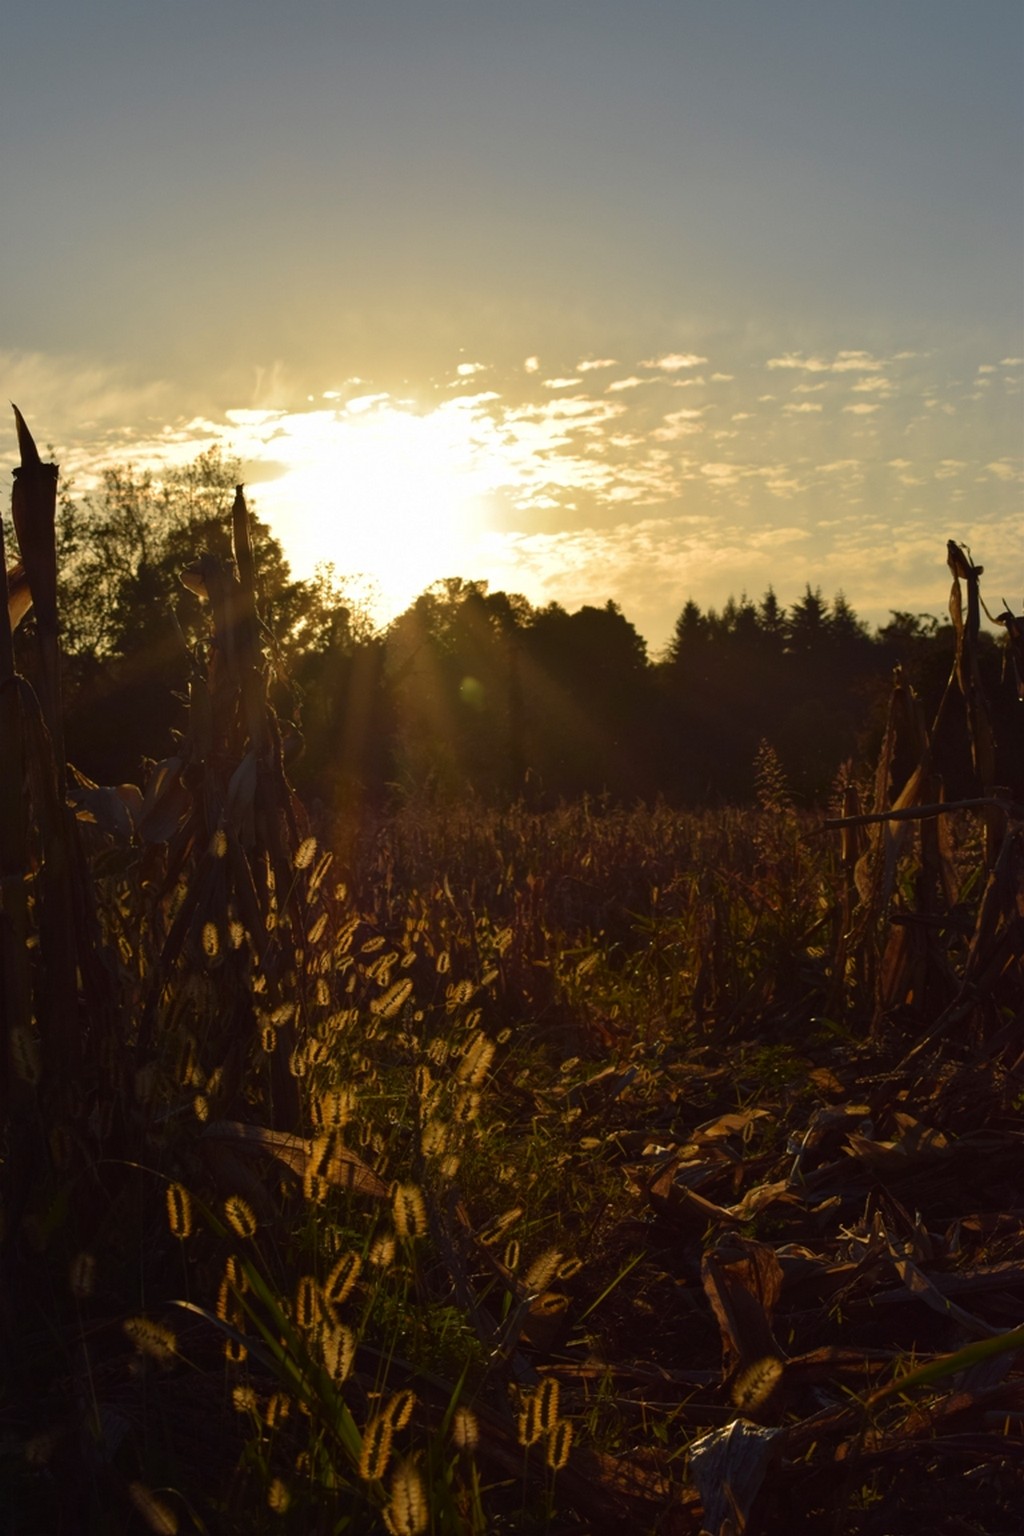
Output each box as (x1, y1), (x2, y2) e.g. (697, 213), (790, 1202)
(250, 398), (497, 619)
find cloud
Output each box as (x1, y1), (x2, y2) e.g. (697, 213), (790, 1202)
(651, 407), (706, 441)
(457, 362), (487, 377)
(982, 459), (1023, 482)
(851, 375), (893, 394)
(640, 352), (708, 371)
(542, 377), (582, 389)
(842, 403), (881, 415)
(576, 357), (618, 372)
(606, 376), (650, 392)
(523, 356), (540, 373)
(767, 350), (888, 374)
(0, 348), (174, 452)
(784, 401), (823, 413)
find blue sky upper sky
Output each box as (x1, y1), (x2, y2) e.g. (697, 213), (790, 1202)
(2, 1), (1021, 650)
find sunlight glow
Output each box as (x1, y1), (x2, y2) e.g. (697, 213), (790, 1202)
(246, 399), (499, 617)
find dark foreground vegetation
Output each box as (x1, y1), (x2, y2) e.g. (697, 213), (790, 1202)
(1, 411), (1023, 1534)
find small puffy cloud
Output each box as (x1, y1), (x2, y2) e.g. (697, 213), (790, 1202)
(641, 352), (708, 371)
(792, 382), (827, 394)
(542, 377), (582, 390)
(347, 393), (391, 414)
(731, 412), (754, 421)
(523, 356), (540, 373)
(710, 372), (734, 382)
(607, 376), (650, 392)
(576, 357), (618, 372)
(843, 403), (881, 415)
(818, 459), (863, 477)
(999, 357), (1023, 367)
(976, 364), (997, 375)
(983, 459), (1023, 482)
(651, 407), (706, 441)
(784, 402), (823, 413)
(767, 350), (887, 374)
(457, 362), (487, 377)
(700, 462), (745, 486)
(851, 375), (893, 394)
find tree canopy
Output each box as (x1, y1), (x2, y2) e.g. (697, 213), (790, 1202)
(12, 448), (1021, 812)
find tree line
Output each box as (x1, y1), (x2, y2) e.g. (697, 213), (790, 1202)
(12, 449), (1021, 815)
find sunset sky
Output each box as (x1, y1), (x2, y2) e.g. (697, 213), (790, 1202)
(2, 1), (1021, 652)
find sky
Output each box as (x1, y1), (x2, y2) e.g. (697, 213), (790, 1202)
(2, 0), (1022, 653)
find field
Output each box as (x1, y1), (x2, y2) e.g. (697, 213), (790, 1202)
(2, 414), (1023, 1534)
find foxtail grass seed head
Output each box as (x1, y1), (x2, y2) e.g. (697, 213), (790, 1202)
(224, 1253), (247, 1290)
(503, 1238), (521, 1272)
(267, 1478), (291, 1514)
(420, 1118), (448, 1157)
(211, 829), (227, 859)
(536, 1377), (560, 1431)
(124, 1317), (177, 1364)
(229, 920), (245, 949)
(322, 1322), (356, 1382)
(359, 1414), (394, 1482)
(166, 1183), (193, 1240)
(225, 1334), (248, 1365)
(545, 1418), (574, 1472)
(451, 1406), (479, 1452)
(295, 1275), (320, 1332)
(525, 1248), (562, 1295)
(224, 1196), (258, 1239)
(261, 1023), (277, 1053)
(532, 1292), (569, 1316)
(557, 1256), (583, 1280)
(732, 1355), (785, 1411)
(308, 1134), (332, 1179)
(383, 1389), (417, 1432)
(372, 977), (414, 1018)
(294, 836), (318, 870)
(452, 1090), (481, 1124)
(202, 921), (220, 958)
(265, 1392), (292, 1428)
(307, 911), (328, 945)
(128, 1481), (179, 1535)
(369, 1233), (396, 1269)
(232, 1384), (259, 1415)
(69, 1251), (96, 1299)
(303, 1171), (329, 1204)
(516, 1395), (543, 1448)
(384, 1457), (428, 1536)
(325, 1251), (362, 1307)
(439, 1154), (461, 1178)
(456, 1031), (495, 1087)
(480, 1206), (523, 1246)
(392, 1183), (427, 1239)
